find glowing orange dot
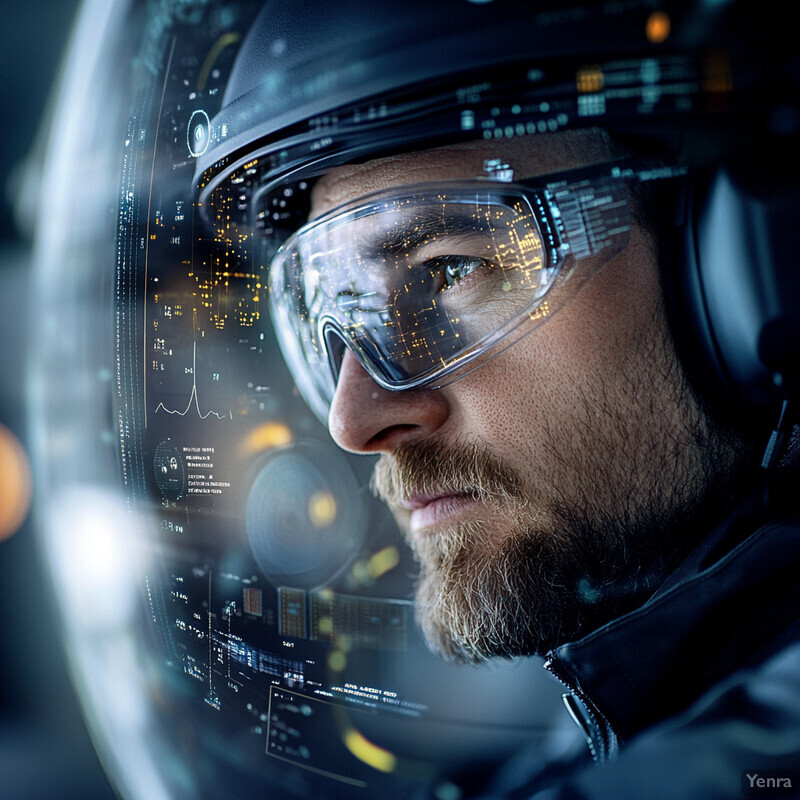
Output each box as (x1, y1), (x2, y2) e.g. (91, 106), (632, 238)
(646, 11), (671, 44)
(0, 424), (32, 541)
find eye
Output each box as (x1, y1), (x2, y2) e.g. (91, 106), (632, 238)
(425, 255), (492, 290)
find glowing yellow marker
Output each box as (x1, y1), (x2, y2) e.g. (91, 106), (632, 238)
(308, 491), (337, 528)
(576, 65), (604, 94)
(241, 422), (293, 454)
(343, 727), (397, 773)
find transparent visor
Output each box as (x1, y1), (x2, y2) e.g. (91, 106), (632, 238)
(268, 163), (643, 421)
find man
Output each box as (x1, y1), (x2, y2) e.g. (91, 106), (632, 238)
(262, 131), (800, 797)
(199, 1), (800, 795)
(313, 130), (752, 666)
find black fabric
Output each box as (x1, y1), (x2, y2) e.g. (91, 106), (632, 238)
(485, 643), (800, 800)
(547, 507), (800, 751)
(454, 494), (800, 799)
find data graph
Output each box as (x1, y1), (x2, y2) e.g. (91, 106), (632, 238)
(155, 341), (232, 420)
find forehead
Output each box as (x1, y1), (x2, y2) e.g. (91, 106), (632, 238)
(310, 129), (614, 218)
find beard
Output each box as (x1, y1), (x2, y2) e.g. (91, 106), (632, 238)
(371, 331), (751, 664)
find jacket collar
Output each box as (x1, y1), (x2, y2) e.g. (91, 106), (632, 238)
(544, 496), (800, 759)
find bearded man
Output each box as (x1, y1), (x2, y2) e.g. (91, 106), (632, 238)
(198, 1), (800, 795)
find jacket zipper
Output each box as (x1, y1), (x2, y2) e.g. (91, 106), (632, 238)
(543, 655), (620, 763)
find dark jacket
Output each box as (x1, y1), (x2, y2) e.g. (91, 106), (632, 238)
(472, 490), (800, 799)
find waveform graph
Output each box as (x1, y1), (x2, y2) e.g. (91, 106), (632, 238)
(155, 340), (232, 421)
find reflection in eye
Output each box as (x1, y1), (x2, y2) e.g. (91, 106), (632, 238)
(424, 254), (493, 290)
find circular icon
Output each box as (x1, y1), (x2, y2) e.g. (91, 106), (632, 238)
(186, 109), (211, 158)
(245, 441), (367, 589)
(153, 439), (187, 500)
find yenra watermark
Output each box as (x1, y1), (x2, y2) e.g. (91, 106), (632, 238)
(742, 771), (797, 796)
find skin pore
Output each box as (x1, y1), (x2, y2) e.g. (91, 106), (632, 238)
(313, 130), (752, 663)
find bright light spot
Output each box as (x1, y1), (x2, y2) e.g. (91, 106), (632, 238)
(343, 727), (397, 773)
(328, 649), (347, 672)
(241, 422), (293, 454)
(576, 66), (604, 94)
(646, 11), (671, 43)
(309, 490), (336, 528)
(351, 559), (371, 585)
(0, 424), (32, 541)
(367, 546), (400, 579)
(47, 485), (143, 631)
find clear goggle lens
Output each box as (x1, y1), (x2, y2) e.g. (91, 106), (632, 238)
(268, 162), (667, 421)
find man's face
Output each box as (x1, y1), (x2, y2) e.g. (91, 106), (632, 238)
(310, 131), (748, 662)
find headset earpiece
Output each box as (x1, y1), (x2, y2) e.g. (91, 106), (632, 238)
(675, 166), (800, 420)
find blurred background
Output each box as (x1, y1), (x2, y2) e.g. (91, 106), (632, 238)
(0, 2), (117, 797)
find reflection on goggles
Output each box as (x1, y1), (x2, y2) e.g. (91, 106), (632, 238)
(268, 161), (674, 421)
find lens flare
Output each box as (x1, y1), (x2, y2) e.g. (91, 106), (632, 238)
(343, 727), (397, 774)
(646, 11), (671, 44)
(0, 424), (32, 541)
(241, 422), (293, 454)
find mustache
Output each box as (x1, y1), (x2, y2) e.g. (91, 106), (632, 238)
(370, 437), (529, 510)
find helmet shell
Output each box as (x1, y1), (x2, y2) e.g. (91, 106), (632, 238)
(196, 0), (767, 211)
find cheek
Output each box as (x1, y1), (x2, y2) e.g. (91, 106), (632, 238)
(445, 238), (665, 455)
(448, 341), (581, 462)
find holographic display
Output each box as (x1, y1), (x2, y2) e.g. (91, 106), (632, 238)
(32, 0), (740, 797)
(31, 0), (800, 797)
(77, 2), (566, 797)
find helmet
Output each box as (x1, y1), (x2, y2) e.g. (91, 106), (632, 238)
(196, 0), (764, 197)
(29, 2), (799, 800)
(197, 0), (800, 418)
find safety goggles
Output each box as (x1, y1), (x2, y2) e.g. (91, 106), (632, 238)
(268, 161), (679, 421)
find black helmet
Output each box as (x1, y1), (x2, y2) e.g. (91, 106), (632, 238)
(197, 0), (800, 417)
(197, 0), (791, 216)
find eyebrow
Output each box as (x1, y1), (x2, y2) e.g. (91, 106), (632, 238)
(355, 207), (487, 260)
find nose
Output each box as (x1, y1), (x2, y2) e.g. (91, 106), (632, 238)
(328, 350), (450, 453)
